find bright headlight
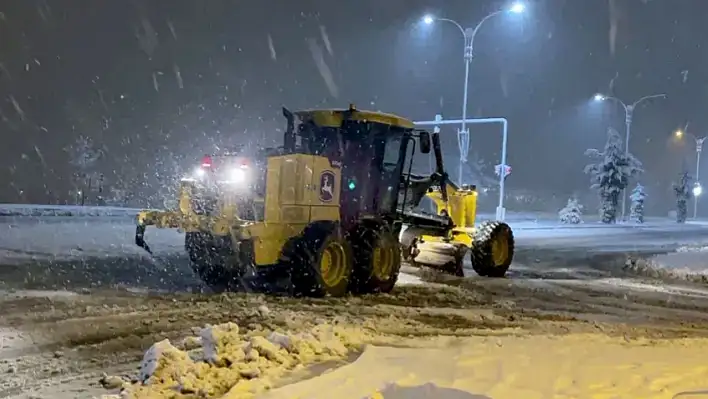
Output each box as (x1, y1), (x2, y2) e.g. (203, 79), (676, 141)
(230, 167), (247, 182)
(194, 167), (206, 178)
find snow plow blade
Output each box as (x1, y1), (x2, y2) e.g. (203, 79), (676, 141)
(412, 240), (467, 266)
(134, 209), (186, 255)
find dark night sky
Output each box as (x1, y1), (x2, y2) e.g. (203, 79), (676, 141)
(0, 0), (706, 207)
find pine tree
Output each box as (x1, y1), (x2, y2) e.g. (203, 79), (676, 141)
(584, 128), (643, 224)
(673, 171), (692, 223)
(558, 198), (583, 224)
(629, 183), (647, 223)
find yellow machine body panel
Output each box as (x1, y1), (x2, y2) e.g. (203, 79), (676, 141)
(426, 183), (478, 229)
(247, 153), (342, 266)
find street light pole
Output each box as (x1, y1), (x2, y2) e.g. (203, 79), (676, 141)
(424, 4), (523, 185)
(595, 93), (666, 220)
(459, 34), (471, 187)
(622, 104), (633, 221)
(674, 129), (706, 219)
(694, 136), (705, 219)
(432, 16), (493, 186)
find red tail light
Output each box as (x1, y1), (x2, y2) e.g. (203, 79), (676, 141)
(201, 155), (213, 168)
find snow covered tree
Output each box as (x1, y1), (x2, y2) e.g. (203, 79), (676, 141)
(64, 135), (103, 205)
(559, 198), (583, 224)
(673, 171), (692, 223)
(629, 183), (647, 224)
(584, 128), (643, 224)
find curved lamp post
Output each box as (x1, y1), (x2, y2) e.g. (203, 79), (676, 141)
(422, 2), (525, 185)
(675, 128), (706, 219)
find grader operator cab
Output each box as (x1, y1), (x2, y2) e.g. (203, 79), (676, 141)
(135, 105), (514, 296)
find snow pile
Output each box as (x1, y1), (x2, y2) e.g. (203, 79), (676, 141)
(119, 322), (383, 399)
(624, 249), (708, 283)
(676, 245), (708, 253)
(0, 204), (144, 217)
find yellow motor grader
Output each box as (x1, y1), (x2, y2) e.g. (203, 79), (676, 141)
(134, 105), (514, 296)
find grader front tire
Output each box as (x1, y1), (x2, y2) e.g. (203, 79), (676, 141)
(352, 226), (401, 294)
(470, 221), (514, 278)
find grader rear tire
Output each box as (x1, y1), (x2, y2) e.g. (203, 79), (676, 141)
(352, 225), (401, 294)
(470, 221), (514, 278)
(185, 232), (235, 292)
(290, 225), (353, 297)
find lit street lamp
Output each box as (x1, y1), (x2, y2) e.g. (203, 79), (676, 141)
(593, 93), (667, 220)
(674, 128), (706, 219)
(422, 2), (525, 185)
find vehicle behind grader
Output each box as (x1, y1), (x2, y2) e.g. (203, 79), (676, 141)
(135, 105), (514, 296)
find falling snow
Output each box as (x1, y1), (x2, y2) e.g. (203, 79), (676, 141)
(307, 37), (338, 98)
(267, 34), (277, 60)
(173, 64), (184, 89)
(320, 25), (333, 56)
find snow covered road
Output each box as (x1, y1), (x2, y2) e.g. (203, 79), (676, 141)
(1, 206), (708, 292)
(3, 208), (708, 398)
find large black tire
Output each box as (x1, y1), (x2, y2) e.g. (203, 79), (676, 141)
(185, 232), (235, 292)
(289, 224), (353, 297)
(351, 224), (401, 294)
(470, 221), (514, 277)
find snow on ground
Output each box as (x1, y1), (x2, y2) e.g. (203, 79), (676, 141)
(396, 270), (424, 286)
(0, 206), (704, 265)
(644, 245), (708, 276)
(259, 334), (708, 399)
(0, 204), (145, 217)
(0, 217), (183, 264)
(1, 204), (708, 289)
(114, 321), (708, 399)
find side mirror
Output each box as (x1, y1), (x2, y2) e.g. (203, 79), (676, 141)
(419, 131), (431, 154)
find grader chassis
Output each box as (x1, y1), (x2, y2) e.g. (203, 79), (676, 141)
(135, 105), (514, 296)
